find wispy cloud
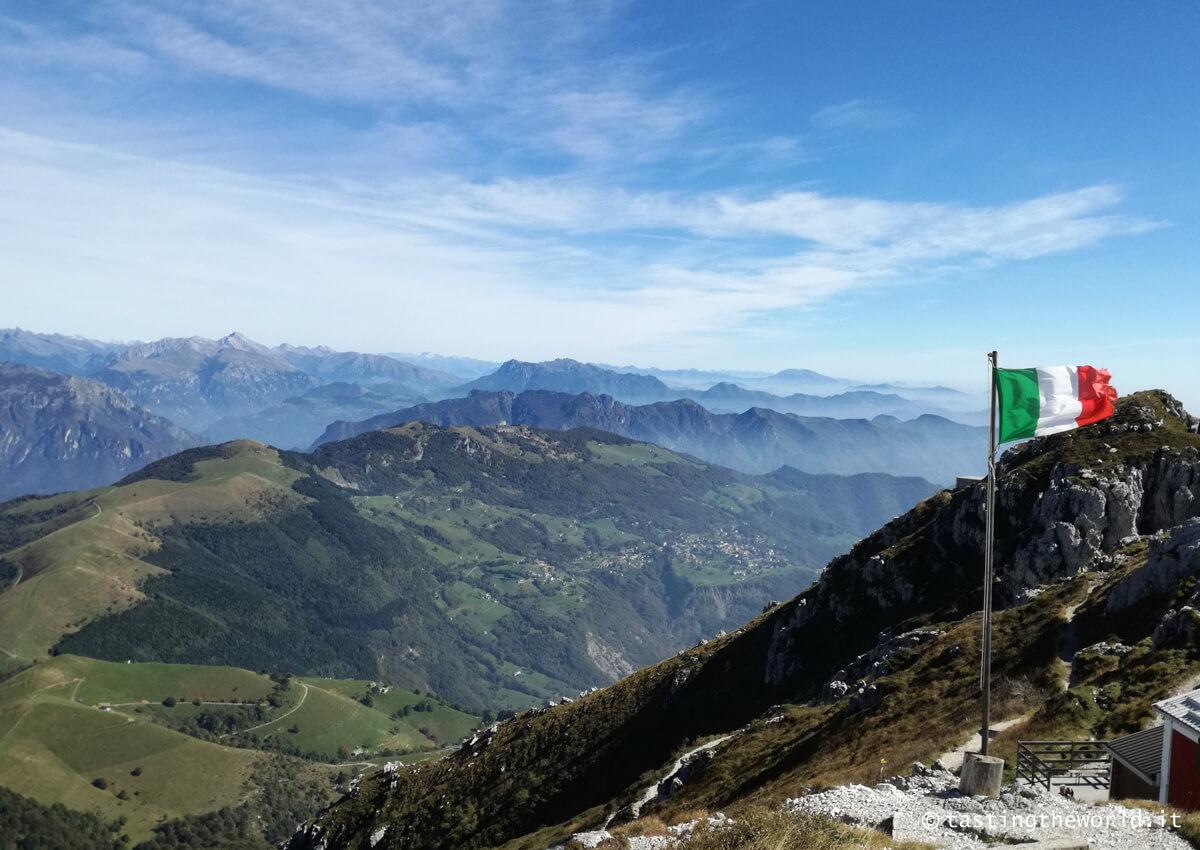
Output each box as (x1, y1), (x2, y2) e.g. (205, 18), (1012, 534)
(0, 3), (1169, 378)
(812, 99), (911, 131)
(0, 130), (1158, 361)
(1, 1), (702, 167)
(0, 15), (149, 73)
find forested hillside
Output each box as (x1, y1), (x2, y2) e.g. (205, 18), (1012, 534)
(3, 424), (933, 711)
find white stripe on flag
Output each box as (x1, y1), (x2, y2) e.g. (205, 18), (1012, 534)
(1034, 366), (1083, 436)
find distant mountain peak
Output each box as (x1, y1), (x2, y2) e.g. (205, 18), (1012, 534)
(462, 359), (672, 404)
(218, 330), (260, 349)
(770, 368), (841, 383)
(314, 388), (985, 483)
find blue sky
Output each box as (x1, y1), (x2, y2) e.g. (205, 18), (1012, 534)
(1, 1), (1197, 405)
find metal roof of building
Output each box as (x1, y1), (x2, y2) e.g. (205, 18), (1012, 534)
(1155, 688), (1200, 735)
(1105, 725), (1164, 786)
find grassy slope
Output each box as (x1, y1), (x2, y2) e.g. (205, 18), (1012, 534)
(246, 681), (436, 758)
(0, 443), (304, 659)
(0, 659), (263, 841)
(0, 656), (479, 841)
(300, 679), (479, 747)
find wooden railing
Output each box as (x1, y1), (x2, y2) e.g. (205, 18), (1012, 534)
(1016, 740), (1111, 790)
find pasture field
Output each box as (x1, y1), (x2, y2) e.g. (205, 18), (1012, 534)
(300, 678), (479, 745)
(250, 679), (434, 758)
(0, 656), (477, 840)
(0, 660), (263, 841)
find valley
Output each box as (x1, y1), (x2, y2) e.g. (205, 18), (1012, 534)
(0, 328), (978, 847)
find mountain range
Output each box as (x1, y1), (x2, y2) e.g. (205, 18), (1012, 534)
(0, 330), (459, 435)
(0, 328), (126, 376)
(273, 344), (459, 390)
(458, 358), (982, 422)
(1, 328), (982, 499)
(291, 390), (1200, 850)
(316, 389), (987, 484)
(0, 363), (197, 501)
(384, 352), (499, 381)
(687, 382), (980, 421)
(1, 423), (935, 711)
(91, 333), (322, 430)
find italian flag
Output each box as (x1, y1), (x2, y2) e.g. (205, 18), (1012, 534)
(994, 365), (1117, 443)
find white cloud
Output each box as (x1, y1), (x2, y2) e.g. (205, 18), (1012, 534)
(812, 99), (911, 131)
(1, 1), (702, 167)
(0, 130), (1158, 362)
(0, 16), (148, 74)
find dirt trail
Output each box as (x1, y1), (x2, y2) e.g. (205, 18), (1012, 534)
(935, 714), (1029, 771)
(221, 682), (310, 738)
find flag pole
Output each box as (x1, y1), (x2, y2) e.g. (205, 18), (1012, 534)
(980, 350), (998, 756)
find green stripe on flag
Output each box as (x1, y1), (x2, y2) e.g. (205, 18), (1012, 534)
(994, 367), (1040, 442)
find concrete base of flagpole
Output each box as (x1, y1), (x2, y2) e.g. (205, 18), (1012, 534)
(958, 752), (1004, 798)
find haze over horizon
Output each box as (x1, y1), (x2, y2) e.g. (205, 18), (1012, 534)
(2, 2), (1197, 405)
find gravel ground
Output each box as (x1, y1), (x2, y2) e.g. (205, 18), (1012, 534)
(786, 763), (1190, 849)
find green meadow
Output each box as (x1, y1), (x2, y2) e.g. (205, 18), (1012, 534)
(0, 656), (478, 842)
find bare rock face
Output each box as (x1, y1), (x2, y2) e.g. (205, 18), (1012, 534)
(0, 363), (198, 501)
(1153, 603), (1200, 650)
(846, 681), (887, 714)
(1145, 448), (1200, 529)
(765, 598), (814, 686)
(763, 393), (1200, 697)
(1007, 474), (1107, 589)
(820, 627), (942, 703)
(586, 633), (636, 681)
(988, 451), (1198, 603)
(1107, 519), (1200, 615)
(1069, 641), (1133, 685)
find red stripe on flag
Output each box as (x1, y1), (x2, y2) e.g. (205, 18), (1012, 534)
(1075, 365), (1117, 427)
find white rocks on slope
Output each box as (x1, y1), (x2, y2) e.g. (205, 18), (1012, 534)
(1107, 518), (1200, 614)
(786, 763), (1189, 850)
(567, 814), (734, 850)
